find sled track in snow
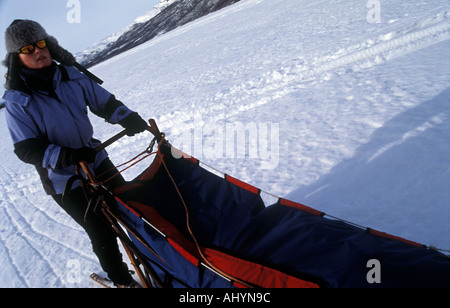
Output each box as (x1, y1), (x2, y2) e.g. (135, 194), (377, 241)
(0, 165), (98, 287)
(308, 11), (450, 81)
(218, 10), (450, 114)
(164, 10), (450, 130)
(0, 207), (30, 287)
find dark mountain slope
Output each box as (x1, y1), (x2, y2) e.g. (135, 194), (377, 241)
(80, 0), (241, 68)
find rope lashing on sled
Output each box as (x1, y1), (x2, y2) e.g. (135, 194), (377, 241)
(156, 148), (255, 288)
(96, 136), (161, 185)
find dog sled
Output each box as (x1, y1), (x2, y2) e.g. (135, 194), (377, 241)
(75, 120), (450, 288)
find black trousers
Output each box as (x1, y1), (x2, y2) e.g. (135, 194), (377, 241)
(52, 158), (133, 285)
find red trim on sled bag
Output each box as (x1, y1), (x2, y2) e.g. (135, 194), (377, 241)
(168, 238), (200, 266)
(279, 198), (324, 216)
(127, 201), (319, 288)
(225, 174), (260, 195)
(368, 228), (425, 248)
(204, 248), (319, 288)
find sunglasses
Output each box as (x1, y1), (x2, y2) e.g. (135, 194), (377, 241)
(17, 40), (47, 54)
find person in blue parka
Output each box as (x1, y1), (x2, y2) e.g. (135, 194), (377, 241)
(2, 20), (147, 287)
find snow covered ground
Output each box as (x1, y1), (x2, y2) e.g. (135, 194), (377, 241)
(1, 0), (449, 287)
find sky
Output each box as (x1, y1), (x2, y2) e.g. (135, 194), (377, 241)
(0, 0), (161, 74)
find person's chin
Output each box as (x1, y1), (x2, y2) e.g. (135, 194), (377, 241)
(35, 58), (52, 69)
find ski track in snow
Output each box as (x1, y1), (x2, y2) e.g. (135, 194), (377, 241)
(1, 0), (449, 287)
(0, 165), (99, 287)
(155, 8), (450, 132)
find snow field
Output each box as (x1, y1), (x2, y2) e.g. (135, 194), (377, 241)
(1, 0), (449, 287)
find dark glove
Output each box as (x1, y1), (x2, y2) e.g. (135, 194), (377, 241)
(118, 112), (148, 136)
(70, 147), (97, 165)
(58, 147), (97, 169)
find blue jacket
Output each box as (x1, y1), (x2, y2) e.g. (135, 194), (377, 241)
(2, 64), (133, 195)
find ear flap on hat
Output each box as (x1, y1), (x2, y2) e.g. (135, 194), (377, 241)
(2, 53), (25, 91)
(46, 36), (76, 66)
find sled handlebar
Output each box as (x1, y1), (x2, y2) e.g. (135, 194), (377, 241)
(79, 119), (162, 185)
(94, 130), (128, 152)
(94, 119), (162, 152)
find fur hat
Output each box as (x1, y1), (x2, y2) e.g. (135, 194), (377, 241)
(4, 19), (76, 66)
(3, 19), (77, 90)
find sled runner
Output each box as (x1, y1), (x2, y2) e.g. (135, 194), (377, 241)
(73, 120), (450, 288)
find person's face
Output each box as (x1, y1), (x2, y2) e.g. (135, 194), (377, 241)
(19, 43), (52, 69)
